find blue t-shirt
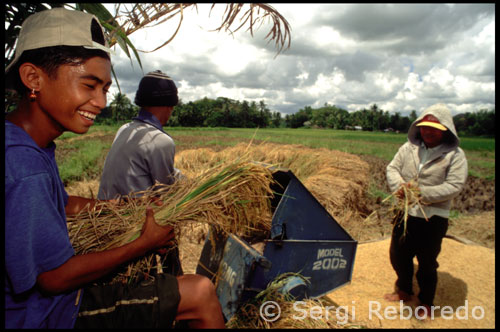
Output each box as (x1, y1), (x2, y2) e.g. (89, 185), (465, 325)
(5, 121), (82, 328)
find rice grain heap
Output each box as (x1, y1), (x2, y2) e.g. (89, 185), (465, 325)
(67, 157), (276, 284)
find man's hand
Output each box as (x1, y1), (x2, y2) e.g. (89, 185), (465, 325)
(149, 196), (164, 206)
(140, 207), (175, 250)
(395, 182), (413, 199)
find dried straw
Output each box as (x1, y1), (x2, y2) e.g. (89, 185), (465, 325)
(365, 179), (428, 239)
(226, 273), (356, 329)
(67, 157), (276, 284)
(176, 142), (369, 218)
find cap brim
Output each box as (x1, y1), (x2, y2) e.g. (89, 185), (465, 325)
(84, 42), (114, 55)
(416, 121), (447, 131)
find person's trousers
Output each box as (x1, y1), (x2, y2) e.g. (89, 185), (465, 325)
(74, 273), (180, 328)
(389, 215), (448, 306)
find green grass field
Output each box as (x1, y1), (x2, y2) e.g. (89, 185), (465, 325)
(55, 125), (495, 185)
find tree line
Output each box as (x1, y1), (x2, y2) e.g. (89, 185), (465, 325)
(98, 93), (495, 137)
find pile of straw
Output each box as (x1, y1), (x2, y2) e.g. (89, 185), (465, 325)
(176, 142), (369, 220)
(67, 157), (276, 284)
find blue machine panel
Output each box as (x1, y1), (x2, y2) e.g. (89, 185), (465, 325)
(250, 239), (357, 298)
(212, 234), (270, 319)
(196, 168), (358, 321)
(270, 170), (354, 241)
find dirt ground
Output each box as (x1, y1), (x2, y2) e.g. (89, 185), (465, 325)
(328, 237), (495, 328)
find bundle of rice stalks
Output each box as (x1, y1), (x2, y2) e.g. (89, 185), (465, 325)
(365, 179), (427, 239)
(67, 158), (276, 284)
(227, 273), (355, 329)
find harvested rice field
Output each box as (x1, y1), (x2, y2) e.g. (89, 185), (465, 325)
(64, 136), (495, 329)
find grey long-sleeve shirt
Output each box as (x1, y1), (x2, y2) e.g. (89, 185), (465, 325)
(98, 110), (180, 200)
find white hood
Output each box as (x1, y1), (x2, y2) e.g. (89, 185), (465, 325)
(407, 103), (460, 150)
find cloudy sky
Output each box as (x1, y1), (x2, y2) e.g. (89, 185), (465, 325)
(105, 3), (495, 116)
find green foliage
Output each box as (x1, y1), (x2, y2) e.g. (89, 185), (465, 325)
(454, 109), (495, 137)
(56, 139), (109, 185)
(72, 91), (496, 139)
(168, 97), (279, 128)
(286, 104), (495, 137)
(289, 103), (411, 132)
(98, 92), (139, 123)
(94, 92), (139, 124)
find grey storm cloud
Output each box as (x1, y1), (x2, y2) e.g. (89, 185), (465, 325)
(108, 3), (495, 116)
(314, 3), (495, 55)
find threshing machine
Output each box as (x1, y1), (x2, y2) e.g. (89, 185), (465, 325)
(196, 167), (357, 321)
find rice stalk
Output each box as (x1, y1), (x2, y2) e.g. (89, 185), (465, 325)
(365, 179), (427, 239)
(67, 157), (276, 284)
(227, 272), (355, 329)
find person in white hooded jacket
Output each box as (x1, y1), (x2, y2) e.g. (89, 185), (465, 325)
(384, 103), (468, 318)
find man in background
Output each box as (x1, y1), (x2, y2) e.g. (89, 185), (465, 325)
(98, 70), (184, 276)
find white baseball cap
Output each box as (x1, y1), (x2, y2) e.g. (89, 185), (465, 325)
(5, 7), (112, 74)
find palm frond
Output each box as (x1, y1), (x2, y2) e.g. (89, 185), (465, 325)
(110, 3), (291, 55)
(211, 3), (291, 56)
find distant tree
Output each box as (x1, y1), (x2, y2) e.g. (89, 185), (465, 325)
(369, 104), (380, 131)
(409, 110), (417, 123)
(351, 108), (372, 131)
(109, 92), (138, 122)
(380, 110), (391, 130)
(271, 111), (282, 128)
(332, 106), (350, 129)
(311, 108), (328, 128)
(389, 112), (403, 131)
(455, 109), (495, 137)
(257, 100), (272, 128)
(400, 116), (411, 132)
(288, 107), (311, 128)
(249, 101), (260, 127)
(177, 101), (205, 126)
(204, 110), (225, 127)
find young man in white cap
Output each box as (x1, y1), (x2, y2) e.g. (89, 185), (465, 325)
(384, 103), (468, 320)
(5, 8), (224, 329)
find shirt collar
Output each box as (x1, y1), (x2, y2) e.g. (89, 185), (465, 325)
(420, 141), (441, 152)
(133, 108), (165, 133)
